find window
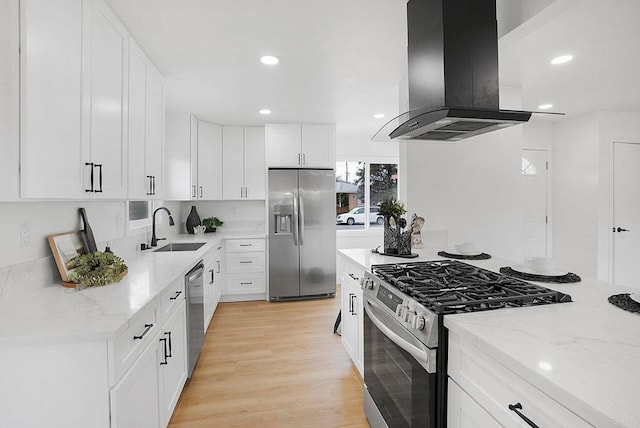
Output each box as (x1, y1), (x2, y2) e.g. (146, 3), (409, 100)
(127, 200), (161, 231)
(336, 160), (398, 231)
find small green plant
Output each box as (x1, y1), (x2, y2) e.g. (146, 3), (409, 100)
(378, 198), (407, 217)
(68, 251), (127, 287)
(202, 217), (224, 228)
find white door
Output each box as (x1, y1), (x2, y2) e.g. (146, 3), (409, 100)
(89, 0), (128, 198)
(613, 142), (640, 289)
(521, 150), (548, 258)
(222, 126), (245, 200)
(243, 126), (266, 200)
(197, 121), (223, 200)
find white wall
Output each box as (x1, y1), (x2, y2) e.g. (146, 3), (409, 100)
(402, 125), (526, 259)
(0, 200), (181, 269)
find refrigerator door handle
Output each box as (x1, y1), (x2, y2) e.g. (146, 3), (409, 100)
(298, 189), (305, 245)
(292, 190), (299, 246)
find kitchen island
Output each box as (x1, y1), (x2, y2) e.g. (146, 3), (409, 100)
(338, 248), (640, 428)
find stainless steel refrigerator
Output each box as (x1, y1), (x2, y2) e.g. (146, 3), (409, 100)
(269, 169), (336, 300)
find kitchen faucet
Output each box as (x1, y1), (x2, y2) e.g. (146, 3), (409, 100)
(151, 207), (175, 247)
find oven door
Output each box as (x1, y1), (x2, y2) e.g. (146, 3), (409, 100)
(363, 295), (437, 428)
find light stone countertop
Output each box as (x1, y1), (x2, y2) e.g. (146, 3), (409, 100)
(338, 248), (640, 428)
(0, 232), (266, 348)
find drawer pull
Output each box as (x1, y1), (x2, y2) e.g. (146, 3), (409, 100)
(169, 290), (183, 300)
(348, 273), (359, 281)
(239, 244), (252, 247)
(240, 282), (253, 285)
(159, 337), (168, 365)
(165, 331), (173, 358)
(508, 403), (539, 428)
(240, 261), (252, 264)
(133, 323), (154, 340)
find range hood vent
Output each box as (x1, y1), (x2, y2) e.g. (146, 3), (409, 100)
(374, 0), (534, 143)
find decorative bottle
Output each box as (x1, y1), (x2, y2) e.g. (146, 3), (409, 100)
(186, 206), (201, 234)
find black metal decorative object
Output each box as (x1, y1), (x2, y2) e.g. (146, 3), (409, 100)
(499, 267), (581, 284)
(185, 206), (201, 234)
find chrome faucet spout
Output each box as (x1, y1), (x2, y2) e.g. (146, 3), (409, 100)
(151, 207), (175, 247)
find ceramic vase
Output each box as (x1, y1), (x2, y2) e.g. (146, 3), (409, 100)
(186, 206), (201, 234)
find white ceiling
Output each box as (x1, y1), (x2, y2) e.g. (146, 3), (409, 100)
(106, 0), (640, 138)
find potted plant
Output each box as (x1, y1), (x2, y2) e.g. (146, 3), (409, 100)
(202, 217), (223, 233)
(378, 199), (408, 254)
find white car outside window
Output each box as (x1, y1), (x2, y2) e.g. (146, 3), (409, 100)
(336, 207), (383, 225)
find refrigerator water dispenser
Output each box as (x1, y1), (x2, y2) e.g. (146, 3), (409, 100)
(273, 205), (292, 234)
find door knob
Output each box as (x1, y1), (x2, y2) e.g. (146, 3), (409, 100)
(615, 227), (631, 232)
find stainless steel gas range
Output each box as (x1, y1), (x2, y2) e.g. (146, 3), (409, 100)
(361, 260), (572, 428)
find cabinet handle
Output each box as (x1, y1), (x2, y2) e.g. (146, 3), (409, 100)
(146, 176), (153, 195)
(216, 260), (221, 273)
(133, 323), (154, 340)
(199, 186), (203, 198)
(302, 153), (306, 165)
(192, 185), (196, 198)
(348, 273), (359, 281)
(85, 162), (94, 192)
(348, 293), (353, 314)
(351, 294), (357, 315)
(165, 331), (173, 358)
(298, 153), (301, 165)
(239, 261), (252, 264)
(245, 187), (248, 198)
(508, 403), (539, 428)
(240, 282), (253, 285)
(169, 290), (182, 300)
(239, 244), (252, 247)
(210, 268), (214, 284)
(159, 337), (168, 365)
(151, 176), (156, 195)
(94, 164), (103, 193)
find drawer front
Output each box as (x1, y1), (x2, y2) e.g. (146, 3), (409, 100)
(226, 239), (265, 253)
(109, 302), (159, 386)
(160, 277), (185, 323)
(342, 259), (364, 286)
(448, 333), (593, 428)
(226, 273), (265, 294)
(226, 252), (265, 273)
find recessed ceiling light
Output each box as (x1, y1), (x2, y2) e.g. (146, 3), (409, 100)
(259, 109), (271, 115)
(260, 55), (279, 65)
(374, 113), (385, 119)
(550, 55), (573, 65)
(538, 104), (553, 110)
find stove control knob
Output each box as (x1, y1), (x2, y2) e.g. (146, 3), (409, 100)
(359, 277), (375, 290)
(405, 310), (416, 324)
(412, 316), (426, 331)
(396, 304), (407, 317)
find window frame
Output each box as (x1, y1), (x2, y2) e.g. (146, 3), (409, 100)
(336, 155), (400, 236)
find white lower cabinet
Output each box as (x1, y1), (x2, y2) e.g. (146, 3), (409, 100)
(158, 302), (187, 426)
(222, 238), (266, 299)
(110, 334), (161, 428)
(203, 242), (224, 331)
(340, 259), (364, 376)
(447, 332), (593, 428)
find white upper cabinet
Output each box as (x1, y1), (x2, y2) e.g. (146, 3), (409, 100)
(197, 120), (223, 200)
(20, 0), (130, 199)
(265, 123), (335, 169)
(222, 126), (265, 200)
(88, 0), (128, 198)
(128, 39), (164, 200)
(20, 0), (86, 198)
(0, 0), (19, 201)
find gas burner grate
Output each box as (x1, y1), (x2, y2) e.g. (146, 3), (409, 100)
(608, 294), (640, 314)
(371, 260), (572, 314)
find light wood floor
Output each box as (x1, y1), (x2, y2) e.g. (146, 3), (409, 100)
(169, 292), (369, 427)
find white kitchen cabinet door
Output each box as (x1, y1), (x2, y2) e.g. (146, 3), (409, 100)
(302, 124), (335, 168)
(0, 0), (19, 201)
(190, 115), (198, 199)
(448, 379), (501, 428)
(110, 335), (161, 428)
(222, 126), (245, 200)
(197, 120), (223, 200)
(127, 40), (148, 199)
(145, 66), (164, 198)
(89, 0), (128, 199)
(164, 112), (194, 200)
(20, 0), (86, 199)
(159, 303), (187, 427)
(265, 123), (302, 167)
(243, 126), (266, 200)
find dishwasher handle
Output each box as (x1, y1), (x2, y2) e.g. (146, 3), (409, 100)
(186, 262), (205, 283)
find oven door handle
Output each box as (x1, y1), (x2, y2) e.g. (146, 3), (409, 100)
(364, 297), (435, 373)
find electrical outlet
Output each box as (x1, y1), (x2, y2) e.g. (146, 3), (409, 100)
(18, 223), (30, 247)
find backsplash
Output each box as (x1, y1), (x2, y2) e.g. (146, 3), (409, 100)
(179, 200), (265, 234)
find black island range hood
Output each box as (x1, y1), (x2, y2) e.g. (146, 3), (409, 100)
(374, 0), (535, 142)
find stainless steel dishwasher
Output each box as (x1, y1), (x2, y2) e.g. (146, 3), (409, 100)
(185, 260), (205, 378)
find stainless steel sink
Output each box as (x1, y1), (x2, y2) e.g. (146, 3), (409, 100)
(154, 242), (206, 252)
